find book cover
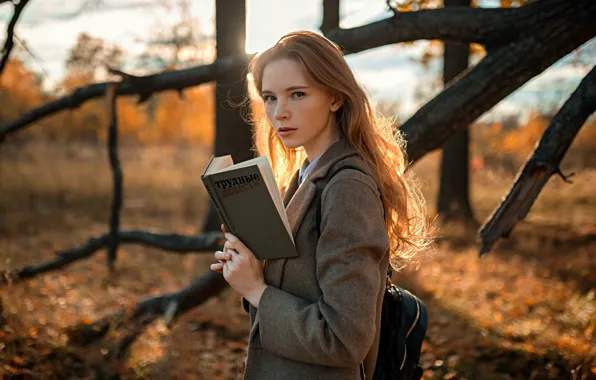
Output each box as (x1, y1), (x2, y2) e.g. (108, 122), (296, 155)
(201, 156), (298, 261)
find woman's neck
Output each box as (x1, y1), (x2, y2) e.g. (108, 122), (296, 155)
(303, 118), (340, 162)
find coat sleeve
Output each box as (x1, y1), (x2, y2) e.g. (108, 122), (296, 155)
(256, 175), (389, 367)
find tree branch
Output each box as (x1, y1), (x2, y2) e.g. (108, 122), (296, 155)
(327, 6), (505, 53)
(478, 65), (596, 256)
(325, 0), (570, 54)
(105, 83), (122, 270)
(402, 0), (596, 163)
(66, 269), (228, 349)
(320, 0), (340, 34)
(0, 0), (30, 79)
(0, 55), (248, 140)
(0, 230), (224, 284)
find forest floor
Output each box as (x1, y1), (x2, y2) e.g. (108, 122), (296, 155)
(1, 141), (595, 380)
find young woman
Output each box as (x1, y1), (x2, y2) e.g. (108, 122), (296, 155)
(210, 30), (432, 380)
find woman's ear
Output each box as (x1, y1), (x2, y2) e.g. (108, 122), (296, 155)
(330, 93), (344, 112)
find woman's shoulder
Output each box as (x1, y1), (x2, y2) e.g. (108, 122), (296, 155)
(323, 155), (380, 198)
(320, 156), (385, 223)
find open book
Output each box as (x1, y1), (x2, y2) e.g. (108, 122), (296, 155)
(201, 155), (298, 260)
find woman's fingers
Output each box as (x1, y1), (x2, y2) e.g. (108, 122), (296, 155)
(210, 262), (224, 273)
(224, 232), (250, 256)
(214, 250), (232, 261)
(223, 240), (236, 253)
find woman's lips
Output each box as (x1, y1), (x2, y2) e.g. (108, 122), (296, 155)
(278, 128), (297, 137)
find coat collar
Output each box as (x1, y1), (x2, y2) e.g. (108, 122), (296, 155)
(300, 138), (360, 186)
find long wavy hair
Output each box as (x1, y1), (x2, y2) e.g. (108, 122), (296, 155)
(246, 30), (433, 268)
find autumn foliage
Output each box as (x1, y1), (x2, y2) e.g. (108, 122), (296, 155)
(0, 59), (215, 146)
(473, 113), (596, 172)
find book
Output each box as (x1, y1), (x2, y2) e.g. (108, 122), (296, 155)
(201, 154), (299, 261)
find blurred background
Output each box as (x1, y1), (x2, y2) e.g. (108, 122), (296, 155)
(1, 0), (595, 379)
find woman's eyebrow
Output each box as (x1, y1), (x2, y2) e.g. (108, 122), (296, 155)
(261, 85), (309, 95)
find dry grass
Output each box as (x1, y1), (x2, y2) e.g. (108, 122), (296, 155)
(1, 142), (595, 379)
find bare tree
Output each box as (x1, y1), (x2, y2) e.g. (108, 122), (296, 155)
(436, 0), (477, 229)
(0, 0), (31, 79)
(136, 0), (212, 70)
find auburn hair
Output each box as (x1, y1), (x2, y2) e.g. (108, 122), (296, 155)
(246, 30), (433, 268)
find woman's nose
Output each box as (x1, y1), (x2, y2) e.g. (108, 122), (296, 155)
(274, 101), (290, 120)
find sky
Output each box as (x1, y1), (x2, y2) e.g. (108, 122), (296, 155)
(1, 0), (594, 122)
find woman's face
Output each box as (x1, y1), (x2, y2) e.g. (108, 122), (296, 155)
(260, 58), (342, 160)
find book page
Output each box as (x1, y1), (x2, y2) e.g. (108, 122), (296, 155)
(255, 160), (293, 242)
(218, 156), (263, 172)
(203, 155), (233, 176)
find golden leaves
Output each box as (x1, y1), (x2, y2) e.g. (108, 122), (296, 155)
(390, 0), (441, 12)
(500, 0), (515, 7)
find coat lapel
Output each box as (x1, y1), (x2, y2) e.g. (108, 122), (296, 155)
(264, 168), (317, 290)
(282, 169), (300, 207)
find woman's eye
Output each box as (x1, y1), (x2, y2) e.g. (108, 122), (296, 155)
(263, 95), (276, 102)
(291, 92), (305, 99)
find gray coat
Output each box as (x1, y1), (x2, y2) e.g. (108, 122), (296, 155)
(241, 138), (390, 380)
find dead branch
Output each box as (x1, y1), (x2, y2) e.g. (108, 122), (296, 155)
(0, 55), (248, 140)
(320, 0), (340, 34)
(401, 0), (596, 163)
(328, 6), (503, 52)
(66, 269), (228, 351)
(326, 0), (565, 54)
(0, 0), (30, 79)
(479, 65), (596, 256)
(0, 230), (224, 285)
(105, 82), (122, 270)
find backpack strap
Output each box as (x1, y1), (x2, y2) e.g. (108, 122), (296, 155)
(313, 164), (393, 280)
(315, 165), (365, 236)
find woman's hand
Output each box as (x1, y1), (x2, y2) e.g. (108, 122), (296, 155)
(210, 225), (268, 307)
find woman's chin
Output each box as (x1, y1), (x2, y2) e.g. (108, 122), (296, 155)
(278, 137), (302, 149)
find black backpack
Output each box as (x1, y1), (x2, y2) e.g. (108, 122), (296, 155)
(314, 164), (428, 380)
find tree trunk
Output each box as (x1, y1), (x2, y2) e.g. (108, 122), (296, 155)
(202, 0), (253, 232)
(436, 0), (477, 229)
